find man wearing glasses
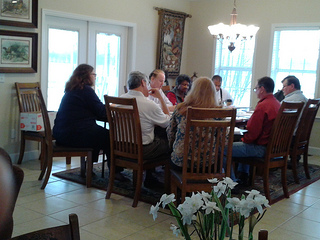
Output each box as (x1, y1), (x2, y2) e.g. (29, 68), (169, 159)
(229, 77), (280, 185)
(281, 75), (307, 103)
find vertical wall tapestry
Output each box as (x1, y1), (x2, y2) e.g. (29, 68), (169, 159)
(155, 7), (191, 78)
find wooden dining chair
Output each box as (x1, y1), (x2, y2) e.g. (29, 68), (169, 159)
(104, 96), (170, 207)
(290, 99), (320, 183)
(15, 82), (46, 169)
(11, 213), (80, 240)
(170, 107), (236, 203)
(0, 147), (24, 240)
(161, 85), (171, 94)
(233, 101), (304, 203)
(35, 88), (93, 189)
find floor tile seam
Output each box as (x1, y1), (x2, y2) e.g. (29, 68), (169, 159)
(277, 224), (320, 239)
(54, 194), (107, 205)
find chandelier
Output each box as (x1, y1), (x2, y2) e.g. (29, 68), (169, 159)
(208, 0), (259, 52)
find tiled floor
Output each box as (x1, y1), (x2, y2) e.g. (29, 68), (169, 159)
(12, 156), (320, 240)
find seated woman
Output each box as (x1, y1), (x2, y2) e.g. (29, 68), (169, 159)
(167, 77), (219, 171)
(53, 64), (110, 165)
(167, 74), (191, 105)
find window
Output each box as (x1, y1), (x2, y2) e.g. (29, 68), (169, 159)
(270, 27), (320, 99)
(214, 39), (257, 107)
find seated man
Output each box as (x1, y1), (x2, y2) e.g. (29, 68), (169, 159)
(281, 75), (307, 103)
(281, 75), (307, 167)
(121, 71), (171, 188)
(212, 75), (233, 106)
(148, 69), (175, 111)
(228, 77), (280, 183)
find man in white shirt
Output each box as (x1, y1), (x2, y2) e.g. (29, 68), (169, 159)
(121, 71), (171, 188)
(281, 75), (307, 168)
(148, 69), (175, 111)
(212, 75), (233, 106)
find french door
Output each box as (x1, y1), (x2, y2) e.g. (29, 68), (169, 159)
(42, 13), (129, 111)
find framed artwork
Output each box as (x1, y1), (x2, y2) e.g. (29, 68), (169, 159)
(0, 30), (38, 73)
(0, 0), (38, 28)
(155, 8), (191, 78)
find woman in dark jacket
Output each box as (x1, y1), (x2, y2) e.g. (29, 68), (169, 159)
(53, 64), (110, 163)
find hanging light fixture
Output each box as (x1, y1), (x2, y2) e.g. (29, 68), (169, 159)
(208, 0), (259, 52)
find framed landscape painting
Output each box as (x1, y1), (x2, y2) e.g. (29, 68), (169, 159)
(0, 30), (38, 73)
(0, 0), (38, 28)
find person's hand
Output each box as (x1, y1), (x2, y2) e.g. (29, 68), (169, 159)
(149, 88), (162, 99)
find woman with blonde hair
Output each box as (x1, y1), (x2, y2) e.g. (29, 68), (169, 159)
(167, 77), (219, 171)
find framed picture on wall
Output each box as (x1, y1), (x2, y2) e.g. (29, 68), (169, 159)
(156, 8), (190, 78)
(0, 30), (38, 73)
(0, 0), (38, 28)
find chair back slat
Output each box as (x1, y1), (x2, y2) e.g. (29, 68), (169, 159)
(295, 99), (320, 145)
(182, 107), (236, 181)
(266, 101), (304, 160)
(15, 82), (41, 113)
(105, 96), (143, 162)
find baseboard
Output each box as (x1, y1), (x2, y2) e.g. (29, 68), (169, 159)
(9, 150), (40, 164)
(309, 147), (320, 156)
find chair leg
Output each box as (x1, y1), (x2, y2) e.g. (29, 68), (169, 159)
(40, 152), (53, 189)
(106, 162), (116, 199)
(164, 164), (170, 194)
(17, 132), (26, 164)
(291, 154), (300, 184)
(101, 151), (106, 178)
(262, 169), (271, 203)
(66, 157), (71, 165)
(132, 169), (144, 207)
(86, 152), (92, 188)
(80, 157), (86, 177)
(281, 166), (289, 199)
(38, 146), (48, 181)
(39, 139), (46, 170)
(303, 152), (311, 179)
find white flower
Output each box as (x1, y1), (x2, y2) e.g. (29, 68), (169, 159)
(245, 189), (261, 199)
(223, 177), (238, 189)
(170, 224), (181, 236)
(226, 197), (241, 210)
(208, 178), (219, 184)
(199, 191), (212, 203)
(160, 193), (176, 208)
(202, 201), (220, 214)
(149, 202), (160, 220)
(213, 181), (226, 197)
(238, 199), (252, 218)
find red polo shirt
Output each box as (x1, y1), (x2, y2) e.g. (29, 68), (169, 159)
(243, 94), (280, 145)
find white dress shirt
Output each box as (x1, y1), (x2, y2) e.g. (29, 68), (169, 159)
(121, 90), (170, 145)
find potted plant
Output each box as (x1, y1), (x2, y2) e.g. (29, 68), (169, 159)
(150, 177), (270, 240)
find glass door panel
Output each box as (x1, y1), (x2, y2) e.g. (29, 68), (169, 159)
(47, 28), (79, 111)
(95, 33), (121, 103)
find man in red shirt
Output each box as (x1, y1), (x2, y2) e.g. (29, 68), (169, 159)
(230, 77), (280, 183)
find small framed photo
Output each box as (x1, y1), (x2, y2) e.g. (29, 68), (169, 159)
(0, 0), (38, 28)
(0, 30), (38, 73)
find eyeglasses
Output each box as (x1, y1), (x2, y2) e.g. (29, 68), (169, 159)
(253, 86), (261, 92)
(91, 73), (97, 77)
